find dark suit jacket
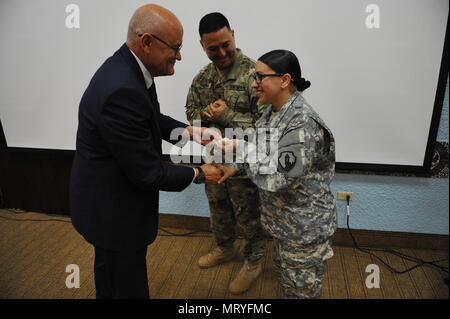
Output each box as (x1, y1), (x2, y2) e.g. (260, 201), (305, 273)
(70, 44), (194, 251)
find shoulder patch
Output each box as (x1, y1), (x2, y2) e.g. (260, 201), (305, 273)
(279, 151), (296, 172)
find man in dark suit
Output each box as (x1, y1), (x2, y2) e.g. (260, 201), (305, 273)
(70, 4), (222, 299)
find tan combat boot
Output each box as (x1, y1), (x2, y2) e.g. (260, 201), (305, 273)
(228, 258), (264, 294)
(198, 244), (237, 269)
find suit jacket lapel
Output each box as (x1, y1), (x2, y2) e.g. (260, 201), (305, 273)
(118, 44), (163, 155)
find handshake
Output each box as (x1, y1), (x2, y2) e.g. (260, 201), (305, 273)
(194, 164), (237, 185)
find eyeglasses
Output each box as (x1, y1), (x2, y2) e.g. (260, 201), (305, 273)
(138, 33), (182, 53)
(252, 73), (284, 84)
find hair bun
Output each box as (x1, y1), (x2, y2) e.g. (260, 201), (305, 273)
(293, 77), (311, 91)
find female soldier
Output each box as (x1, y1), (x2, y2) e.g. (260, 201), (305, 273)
(216, 49), (337, 299)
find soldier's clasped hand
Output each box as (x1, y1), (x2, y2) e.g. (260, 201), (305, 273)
(204, 99), (228, 121)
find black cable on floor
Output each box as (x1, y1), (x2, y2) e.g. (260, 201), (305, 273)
(345, 196), (449, 276)
(0, 209), (71, 223)
(0, 209), (213, 237)
(158, 226), (212, 237)
(2, 206), (449, 279)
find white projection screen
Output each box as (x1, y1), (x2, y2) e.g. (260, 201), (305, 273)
(0, 0), (448, 172)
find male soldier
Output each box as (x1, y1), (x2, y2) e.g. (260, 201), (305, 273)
(185, 12), (267, 294)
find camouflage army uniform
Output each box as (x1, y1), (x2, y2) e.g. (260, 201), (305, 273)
(234, 91), (337, 298)
(185, 49), (267, 262)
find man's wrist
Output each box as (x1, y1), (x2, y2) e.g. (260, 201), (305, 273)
(193, 166), (205, 184)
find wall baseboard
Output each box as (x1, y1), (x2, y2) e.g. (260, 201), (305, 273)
(159, 213), (449, 251)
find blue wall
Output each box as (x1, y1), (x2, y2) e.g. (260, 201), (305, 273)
(160, 79), (449, 235)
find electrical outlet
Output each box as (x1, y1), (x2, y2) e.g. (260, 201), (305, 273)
(337, 192), (354, 201)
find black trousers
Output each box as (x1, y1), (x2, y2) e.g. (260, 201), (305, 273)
(94, 245), (149, 299)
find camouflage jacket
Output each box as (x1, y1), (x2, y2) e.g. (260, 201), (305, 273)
(185, 49), (266, 133)
(235, 91), (337, 244)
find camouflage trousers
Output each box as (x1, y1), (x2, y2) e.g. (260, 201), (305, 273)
(205, 178), (267, 262)
(272, 238), (334, 299)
